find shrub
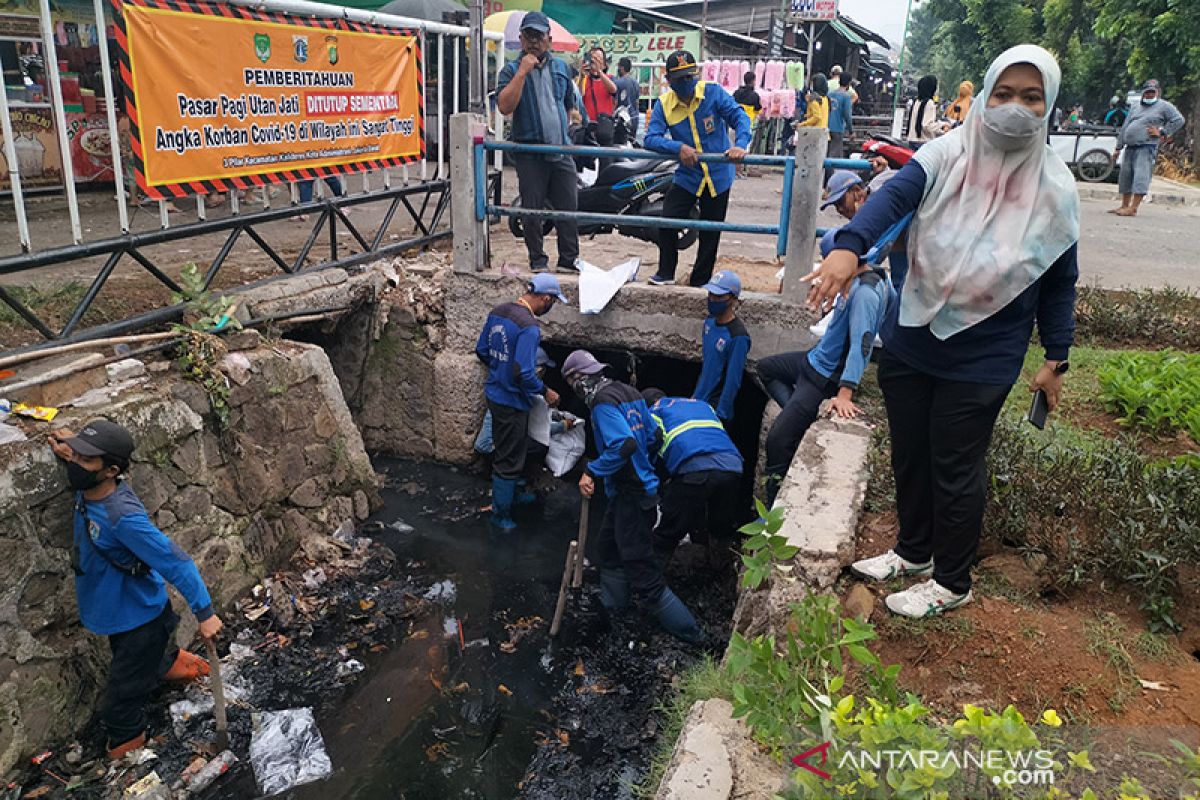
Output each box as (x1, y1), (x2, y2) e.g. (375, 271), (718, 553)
(1097, 349), (1200, 442)
(1074, 285), (1200, 350)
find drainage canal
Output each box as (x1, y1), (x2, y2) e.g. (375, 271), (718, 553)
(278, 458), (739, 799)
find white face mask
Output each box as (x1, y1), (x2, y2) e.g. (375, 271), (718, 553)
(980, 103), (1044, 152)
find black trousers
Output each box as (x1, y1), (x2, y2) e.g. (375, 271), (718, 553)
(878, 351), (1011, 594)
(656, 185), (730, 287)
(595, 489), (664, 601)
(104, 603), (179, 745)
(514, 154), (579, 271)
(759, 350), (839, 504)
(489, 400), (529, 480)
(653, 469), (741, 558)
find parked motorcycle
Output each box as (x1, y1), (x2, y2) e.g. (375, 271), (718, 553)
(860, 134), (915, 170)
(508, 134), (699, 250)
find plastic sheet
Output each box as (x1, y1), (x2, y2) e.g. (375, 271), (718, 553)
(578, 257), (641, 314)
(249, 708), (333, 796)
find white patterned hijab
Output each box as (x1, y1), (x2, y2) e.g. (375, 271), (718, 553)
(902, 44), (1080, 339)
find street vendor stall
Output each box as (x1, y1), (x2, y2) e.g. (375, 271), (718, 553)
(1049, 125), (1123, 182)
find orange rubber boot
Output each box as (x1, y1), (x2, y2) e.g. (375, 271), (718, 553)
(107, 731), (146, 760)
(163, 649), (210, 684)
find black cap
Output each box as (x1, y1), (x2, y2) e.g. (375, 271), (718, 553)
(66, 419), (135, 462)
(665, 50), (699, 79)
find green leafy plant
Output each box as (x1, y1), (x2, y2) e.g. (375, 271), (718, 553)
(738, 500), (800, 590)
(1097, 349), (1200, 442)
(1075, 285), (1200, 351)
(170, 263), (242, 333)
(175, 330), (233, 429)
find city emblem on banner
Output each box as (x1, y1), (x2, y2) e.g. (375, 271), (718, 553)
(254, 33), (271, 63)
(325, 34), (339, 65)
(293, 34), (309, 63)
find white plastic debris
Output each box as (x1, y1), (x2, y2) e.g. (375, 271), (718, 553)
(423, 580), (457, 604)
(302, 567), (327, 590)
(0, 423), (26, 445)
(578, 257), (641, 314)
(249, 708), (333, 795)
(388, 519), (415, 534)
(124, 770), (169, 799)
(336, 659), (365, 678)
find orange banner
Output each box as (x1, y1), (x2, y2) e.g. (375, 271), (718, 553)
(124, 4), (421, 189)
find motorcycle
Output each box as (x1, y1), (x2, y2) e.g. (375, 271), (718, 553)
(860, 133), (915, 170)
(507, 109), (699, 250)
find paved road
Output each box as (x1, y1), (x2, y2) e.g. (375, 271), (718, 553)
(2, 170), (1199, 293)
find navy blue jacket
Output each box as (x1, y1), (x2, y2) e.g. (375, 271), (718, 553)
(832, 160), (1077, 385)
(649, 397), (743, 476)
(475, 301), (545, 410)
(694, 317), (751, 420)
(74, 482), (213, 635)
(586, 381), (659, 497)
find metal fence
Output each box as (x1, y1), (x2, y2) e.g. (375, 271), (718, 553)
(0, 0), (507, 355)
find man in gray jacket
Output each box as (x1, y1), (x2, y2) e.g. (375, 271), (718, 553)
(1111, 79), (1185, 217)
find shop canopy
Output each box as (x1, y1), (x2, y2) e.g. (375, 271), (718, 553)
(484, 10), (579, 52)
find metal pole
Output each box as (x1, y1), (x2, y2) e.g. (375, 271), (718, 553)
(0, 53), (31, 252)
(420, 27), (428, 181)
(453, 32), (461, 117)
(469, 0), (485, 114)
(493, 42), (504, 174)
(38, 0), (83, 244)
(93, 0), (129, 234)
(892, 0), (915, 135)
(700, 0), (709, 59)
(436, 33), (445, 179)
(805, 22), (815, 83)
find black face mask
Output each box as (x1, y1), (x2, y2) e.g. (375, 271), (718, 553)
(66, 461), (106, 491)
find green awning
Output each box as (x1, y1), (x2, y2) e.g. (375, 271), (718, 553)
(830, 18), (865, 47)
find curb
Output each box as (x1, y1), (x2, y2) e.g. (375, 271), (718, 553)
(1075, 184), (1200, 207)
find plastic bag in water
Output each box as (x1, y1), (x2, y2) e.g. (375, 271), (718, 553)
(249, 708), (332, 795)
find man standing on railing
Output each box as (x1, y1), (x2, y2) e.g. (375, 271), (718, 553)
(644, 50), (751, 288)
(496, 11), (580, 274)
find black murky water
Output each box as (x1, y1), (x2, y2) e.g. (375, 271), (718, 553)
(19, 457), (736, 800)
(289, 459), (736, 800)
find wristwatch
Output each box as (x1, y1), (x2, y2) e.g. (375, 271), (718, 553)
(1052, 361), (1070, 375)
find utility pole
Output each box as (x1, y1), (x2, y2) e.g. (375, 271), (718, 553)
(700, 0), (709, 59)
(805, 21), (815, 82)
(891, 0), (914, 136)
(468, 0), (485, 114)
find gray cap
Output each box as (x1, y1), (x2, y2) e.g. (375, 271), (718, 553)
(561, 349), (606, 379)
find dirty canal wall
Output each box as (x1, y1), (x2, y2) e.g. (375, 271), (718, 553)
(0, 335), (377, 775)
(325, 265), (819, 464)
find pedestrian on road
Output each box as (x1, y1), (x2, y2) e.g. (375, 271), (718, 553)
(796, 73), (830, 131)
(496, 12), (580, 274)
(827, 72), (855, 181)
(946, 80), (974, 125)
(644, 50), (750, 288)
(563, 350), (704, 644)
(48, 420), (224, 760)
(296, 175), (344, 221)
(1112, 79), (1185, 218)
(614, 57), (641, 141)
(808, 44), (1080, 619)
(693, 270), (751, 422)
(579, 47), (618, 150)
(906, 75), (939, 145)
(641, 388), (743, 568)
(475, 274), (568, 530)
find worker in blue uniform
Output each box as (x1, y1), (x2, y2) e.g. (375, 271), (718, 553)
(645, 50), (752, 288)
(561, 349), (703, 644)
(49, 420), (223, 760)
(641, 388), (743, 567)
(693, 270), (751, 422)
(758, 230), (894, 506)
(475, 273), (568, 530)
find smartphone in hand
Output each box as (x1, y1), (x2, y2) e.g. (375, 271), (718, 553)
(1028, 388), (1049, 430)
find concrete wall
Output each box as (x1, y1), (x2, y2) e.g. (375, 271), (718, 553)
(329, 265), (820, 464)
(0, 335), (377, 775)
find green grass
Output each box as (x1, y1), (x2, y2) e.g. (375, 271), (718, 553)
(634, 656), (733, 799)
(1083, 613), (1139, 712)
(0, 281), (89, 326)
(879, 613), (976, 642)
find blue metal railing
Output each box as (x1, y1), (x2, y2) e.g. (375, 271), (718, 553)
(475, 141), (872, 259)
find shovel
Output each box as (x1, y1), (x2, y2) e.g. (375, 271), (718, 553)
(204, 638), (229, 751)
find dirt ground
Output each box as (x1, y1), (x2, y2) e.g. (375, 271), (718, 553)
(854, 510), (1200, 732)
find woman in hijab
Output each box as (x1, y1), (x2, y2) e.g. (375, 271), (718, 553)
(806, 45), (1079, 619)
(906, 74), (939, 143)
(946, 80), (973, 125)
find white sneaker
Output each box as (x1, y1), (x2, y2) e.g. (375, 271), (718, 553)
(850, 550), (933, 581)
(885, 579), (972, 619)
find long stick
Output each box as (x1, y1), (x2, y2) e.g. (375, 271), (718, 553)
(549, 540), (578, 638)
(205, 639), (229, 751)
(572, 498), (590, 589)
